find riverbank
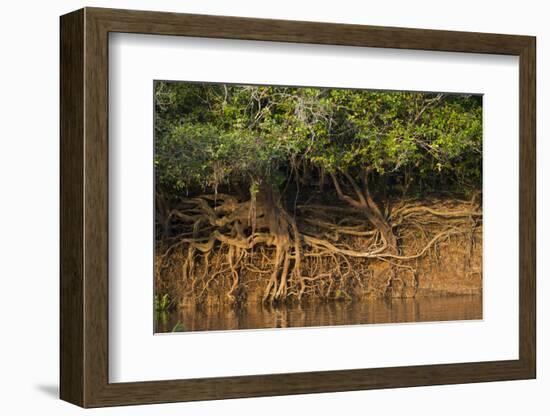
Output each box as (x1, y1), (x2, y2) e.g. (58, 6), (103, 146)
(155, 196), (482, 310)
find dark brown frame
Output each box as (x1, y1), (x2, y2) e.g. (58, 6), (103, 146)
(60, 7), (536, 408)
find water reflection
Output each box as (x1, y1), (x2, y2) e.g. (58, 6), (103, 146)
(155, 295), (482, 333)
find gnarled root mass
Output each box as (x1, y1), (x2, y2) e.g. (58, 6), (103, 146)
(155, 190), (482, 307)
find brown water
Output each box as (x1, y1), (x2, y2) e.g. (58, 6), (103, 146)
(155, 295), (482, 333)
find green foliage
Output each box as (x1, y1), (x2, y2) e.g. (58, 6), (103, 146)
(171, 321), (185, 332)
(154, 81), (482, 196)
(154, 293), (173, 312)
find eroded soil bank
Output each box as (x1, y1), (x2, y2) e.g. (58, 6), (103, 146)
(155, 195), (482, 309)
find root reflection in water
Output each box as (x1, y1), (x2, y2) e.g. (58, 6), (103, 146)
(155, 294), (482, 333)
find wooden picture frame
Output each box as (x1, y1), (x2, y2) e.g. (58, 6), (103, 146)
(60, 7), (536, 408)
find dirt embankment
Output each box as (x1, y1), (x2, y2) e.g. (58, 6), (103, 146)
(155, 196), (482, 308)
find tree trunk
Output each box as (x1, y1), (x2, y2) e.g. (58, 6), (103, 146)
(256, 182), (293, 302)
(330, 171), (398, 254)
(362, 203), (397, 253)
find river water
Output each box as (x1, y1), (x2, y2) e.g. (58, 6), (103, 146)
(155, 295), (482, 333)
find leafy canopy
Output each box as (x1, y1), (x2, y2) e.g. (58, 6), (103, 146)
(154, 82), (482, 194)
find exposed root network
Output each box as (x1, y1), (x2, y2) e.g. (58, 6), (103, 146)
(155, 191), (482, 306)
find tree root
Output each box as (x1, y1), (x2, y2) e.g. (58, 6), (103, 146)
(156, 193), (482, 306)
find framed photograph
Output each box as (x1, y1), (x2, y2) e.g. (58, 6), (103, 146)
(60, 7), (536, 408)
